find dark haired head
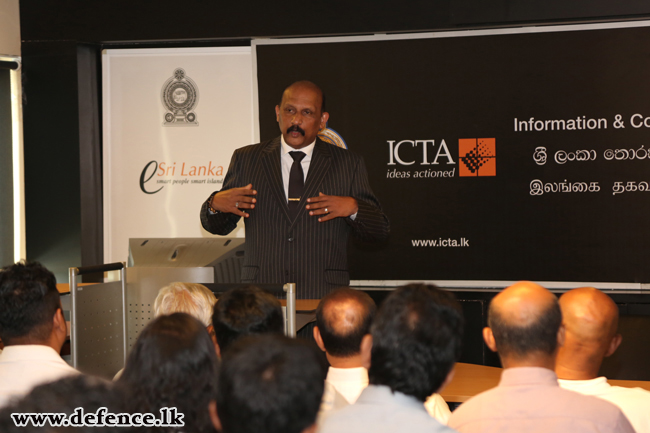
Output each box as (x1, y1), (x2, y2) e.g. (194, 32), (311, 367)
(0, 261), (60, 344)
(487, 282), (562, 359)
(368, 283), (464, 402)
(211, 286), (284, 354)
(315, 287), (376, 357)
(118, 313), (218, 433)
(0, 375), (125, 433)
(216, 334), (327, 433)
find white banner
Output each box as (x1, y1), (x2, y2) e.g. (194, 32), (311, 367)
(102, 47), (255, 263)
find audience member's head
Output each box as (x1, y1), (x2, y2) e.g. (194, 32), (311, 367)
(154, 282), (217, 344)
(211, 286), (283, 356)
(0, 375), (125, 433)
(212, 334), (327, 433)
(154, 282), (217, 327)
(314, 287), (376, 367)
(555, 287), (621, 380)
(0, 261), (66, 350)
(484, 281), (563, 369)
(368, 283), (464, 402)
(118, 313), (218, 433)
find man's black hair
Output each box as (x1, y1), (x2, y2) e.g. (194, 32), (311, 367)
(211, 286), (284, 353)
(279, 80), (327, 113)
(0, 375), (126, 433)
(118, 312), (218, 433)
(315, 287), (376, 357)
(488, 295), (562, 358)
(216, 334), (327, 433)
(0, 261), (60, 344)
(368, 283), (464, 402)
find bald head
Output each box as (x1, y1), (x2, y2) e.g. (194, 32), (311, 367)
(280, 81), (326, 113)
(315, 288), (376, 357)
(560, 287), (618, 344)
(487, 282), (563, 361)
(555, 288), (621, 379)
(491, 282), (558, 327)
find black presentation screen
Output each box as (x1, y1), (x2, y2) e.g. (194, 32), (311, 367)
(255, 26), (650, 283)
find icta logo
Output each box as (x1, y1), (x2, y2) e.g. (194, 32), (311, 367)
(459, 138), (496, 177)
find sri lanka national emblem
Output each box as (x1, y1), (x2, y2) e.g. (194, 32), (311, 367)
(161, 68), (199, 126)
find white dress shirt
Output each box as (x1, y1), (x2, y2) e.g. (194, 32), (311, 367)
(280, 136), (356, 219)
(320, 366), (451, 424)
(324, 366), (369, 404)
(425, 392), (452, 424)
(280, 136), (315, 200)
(0, 345), (79, 408)
(559, 377), (650, 433)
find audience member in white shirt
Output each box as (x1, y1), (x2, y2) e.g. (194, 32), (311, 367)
(314, 288), (375, 411)
(556, 287), (650, 433)
(315, 287), (451, 424)
(319, 284), (462, 433)
(0, 261), (78, 407)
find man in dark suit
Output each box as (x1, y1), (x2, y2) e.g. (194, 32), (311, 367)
(200, 81), (389, 299)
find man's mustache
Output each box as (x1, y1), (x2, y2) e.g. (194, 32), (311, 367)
(287, 125), (305, 136)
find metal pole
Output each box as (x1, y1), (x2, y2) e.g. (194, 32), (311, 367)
(68, 267), (79, 369)
(284, 283), (296, 337)
(120, 262), (127, 364)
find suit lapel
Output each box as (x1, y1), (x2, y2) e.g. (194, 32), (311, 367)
(261, 137), (291, 223)
(291, 139), (332, 225)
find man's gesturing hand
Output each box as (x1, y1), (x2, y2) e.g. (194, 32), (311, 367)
(306, 192), (358, 222)
(210, 184), (257, 218)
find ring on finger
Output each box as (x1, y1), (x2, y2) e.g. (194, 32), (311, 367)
(325, 208), (328, 213)
(235, 202), (239, 208)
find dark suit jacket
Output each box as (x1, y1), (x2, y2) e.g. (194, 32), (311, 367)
(200, 137), (389, 299)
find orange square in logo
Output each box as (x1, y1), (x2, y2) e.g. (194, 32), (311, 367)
(459, 138), (496, 177)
